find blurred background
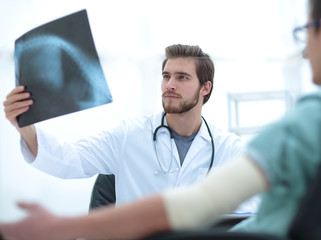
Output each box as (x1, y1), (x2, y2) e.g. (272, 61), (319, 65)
(0, 0), (317, 221)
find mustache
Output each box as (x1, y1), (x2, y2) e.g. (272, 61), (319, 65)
(162, 91), (181, 98)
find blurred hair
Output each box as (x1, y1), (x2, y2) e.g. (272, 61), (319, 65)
(310, 0), (321, 31)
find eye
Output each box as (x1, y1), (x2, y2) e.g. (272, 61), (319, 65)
(179, 75), (188, 80)
(163, 74), (170, 80)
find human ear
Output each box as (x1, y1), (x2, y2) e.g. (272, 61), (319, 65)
(201, 81), (212, 97)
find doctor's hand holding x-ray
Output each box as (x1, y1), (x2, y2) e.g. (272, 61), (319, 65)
(4, 86), (38, 156)
(3, 44), (258, 212)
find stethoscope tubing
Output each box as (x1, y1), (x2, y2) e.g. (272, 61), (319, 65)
(201, 116), (215, 174)
(153, 113), (215, 175)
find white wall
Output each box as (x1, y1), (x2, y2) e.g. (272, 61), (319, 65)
(0, 0), (317, 221)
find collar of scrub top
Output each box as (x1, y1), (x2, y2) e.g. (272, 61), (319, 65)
(153, 112), (215, 175)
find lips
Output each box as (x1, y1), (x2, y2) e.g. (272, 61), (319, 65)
(163, 91), (180, 98)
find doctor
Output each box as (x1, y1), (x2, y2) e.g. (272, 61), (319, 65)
(4, 44), (249, 208)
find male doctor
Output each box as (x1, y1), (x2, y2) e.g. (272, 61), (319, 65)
(4, 44), (254, 211)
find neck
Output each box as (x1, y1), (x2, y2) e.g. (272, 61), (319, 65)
(165, 109), (202, 137)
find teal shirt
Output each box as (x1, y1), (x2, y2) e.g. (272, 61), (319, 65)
(232, 91), (321, 236)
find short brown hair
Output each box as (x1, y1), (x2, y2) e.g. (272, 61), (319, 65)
(162, 44), (214, 104)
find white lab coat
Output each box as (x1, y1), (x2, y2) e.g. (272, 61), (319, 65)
(21, 112), (247, 206)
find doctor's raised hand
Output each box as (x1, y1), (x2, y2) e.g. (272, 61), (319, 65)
(4, 86), (32, 128)
(3, 85), (38, 157)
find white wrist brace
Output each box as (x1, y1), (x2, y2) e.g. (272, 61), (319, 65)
(162, 155), (267, 230)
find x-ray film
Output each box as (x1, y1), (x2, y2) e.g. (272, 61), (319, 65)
(14, 9), (112, 127)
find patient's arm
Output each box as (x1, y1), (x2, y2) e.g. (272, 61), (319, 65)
(0, 155), (267, 240)
(163, 155), (268, 229)
(0, 196), (169, 240)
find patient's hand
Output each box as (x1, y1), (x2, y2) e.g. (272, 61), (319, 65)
(0, 202), (72, 240)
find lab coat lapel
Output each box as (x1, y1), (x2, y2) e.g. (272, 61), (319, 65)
(181, 122), (211, 169)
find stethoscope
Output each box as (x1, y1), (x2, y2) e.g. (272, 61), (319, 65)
(153, 113), (215, 175)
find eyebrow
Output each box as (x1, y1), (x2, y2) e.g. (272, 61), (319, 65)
(162, 71), (193, 77)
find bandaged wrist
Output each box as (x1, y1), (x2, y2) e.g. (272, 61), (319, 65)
(162, 156), (266, 230)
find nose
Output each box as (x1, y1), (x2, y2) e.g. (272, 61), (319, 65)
(165, 76), (176, 91)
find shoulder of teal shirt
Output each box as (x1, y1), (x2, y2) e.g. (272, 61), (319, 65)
(231, 89), (321, 236)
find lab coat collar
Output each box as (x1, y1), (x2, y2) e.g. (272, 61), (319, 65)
(151, 112), (213, 142)
(181, 118), (213, 167)
(199, 117), (213, 142)
(151, 111), (168, 134)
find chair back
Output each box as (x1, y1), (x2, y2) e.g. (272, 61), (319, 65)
(288, 163), (321, 240)
(89, 174), (116, 210)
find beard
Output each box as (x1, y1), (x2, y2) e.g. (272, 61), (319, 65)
(162, 89), (200, 114)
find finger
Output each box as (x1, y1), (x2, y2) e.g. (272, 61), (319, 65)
(6, 86), (26, 98)
(5, 106), (30, 121)
(3, 92), (31, 107)
(17, 202), (41, 212)
(4, 99), (33, 114)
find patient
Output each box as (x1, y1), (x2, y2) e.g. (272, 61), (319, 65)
(1, 0), (321, 239)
